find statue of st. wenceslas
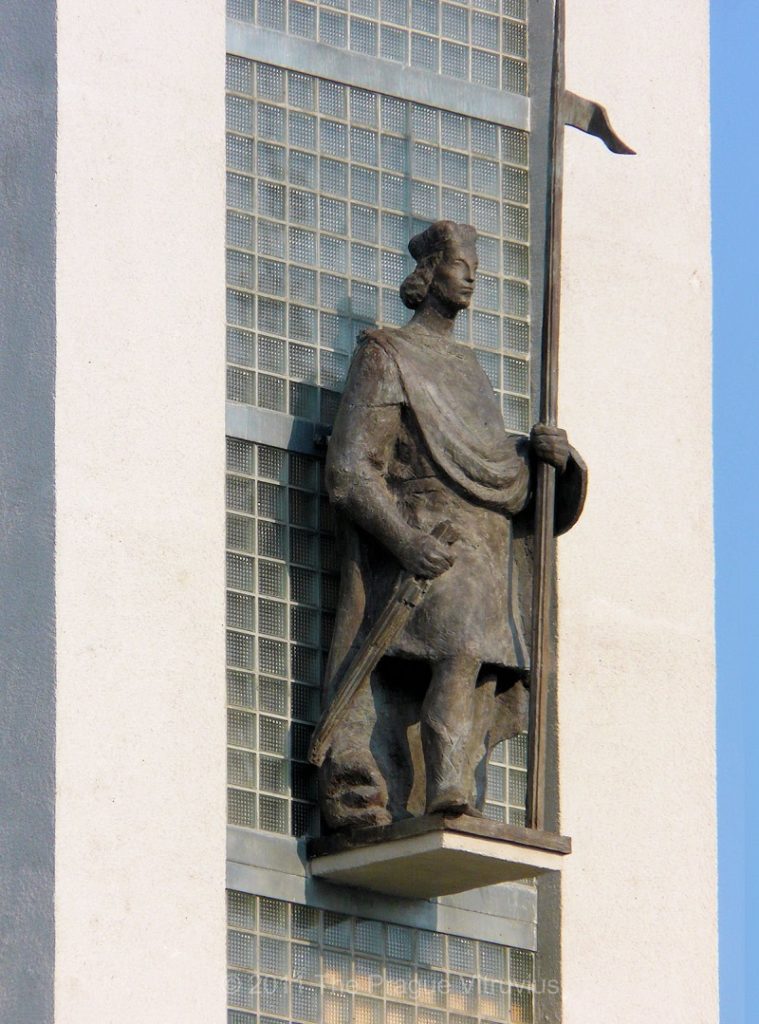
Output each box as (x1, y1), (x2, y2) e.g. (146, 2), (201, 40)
(311, 221), (587, 831)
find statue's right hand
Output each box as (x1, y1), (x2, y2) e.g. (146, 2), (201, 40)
(399, 533), (455, 579)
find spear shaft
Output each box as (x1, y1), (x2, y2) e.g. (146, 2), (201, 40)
(526, 0), (566, 833)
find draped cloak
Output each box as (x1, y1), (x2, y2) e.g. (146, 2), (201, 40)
(323, 325), (587, 732)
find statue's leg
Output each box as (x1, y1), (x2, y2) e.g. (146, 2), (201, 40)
(421, 654), (481, 815)
(318, 669), (392, 831)
(468, 670), (530, 812)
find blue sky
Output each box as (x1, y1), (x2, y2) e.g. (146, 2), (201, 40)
(712, 3), (757, 1021)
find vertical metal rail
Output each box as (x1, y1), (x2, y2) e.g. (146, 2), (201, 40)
(526, 0), (566, 833)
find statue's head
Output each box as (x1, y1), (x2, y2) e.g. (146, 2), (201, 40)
(400, 221), (478, 314)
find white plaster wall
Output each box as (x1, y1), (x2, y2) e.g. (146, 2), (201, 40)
(557, 1), (716, 1021)
(55, 3), (227, 1021)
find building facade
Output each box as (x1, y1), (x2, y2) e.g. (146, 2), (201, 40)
(0, 1), (716, 1022)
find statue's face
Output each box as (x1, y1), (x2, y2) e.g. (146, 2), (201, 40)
(430, 243), (479, 311)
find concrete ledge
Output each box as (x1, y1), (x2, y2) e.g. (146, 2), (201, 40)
(308, 815), (570, 899)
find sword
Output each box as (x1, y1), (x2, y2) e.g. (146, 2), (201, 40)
(308, 520), (457, 768)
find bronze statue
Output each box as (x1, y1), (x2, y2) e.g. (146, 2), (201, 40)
(310, 221), (586, 831)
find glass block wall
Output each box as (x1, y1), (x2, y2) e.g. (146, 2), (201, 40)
(227, 0), (528, 95)
(227, 892), (536, 1023)
(226, 438), (338, 836)
(225, 56), (532, 434)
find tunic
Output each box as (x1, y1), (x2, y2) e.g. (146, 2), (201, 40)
(323, 325), (587, 701)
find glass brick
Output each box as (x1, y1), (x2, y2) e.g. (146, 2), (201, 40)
(417, 931), (445, 967)
(259, 676), (288, 716)
(290, 381), (318, 419)
(257, 373), (286, 411)
(323, 912), (352, 948)
(320, 196), (348, 234)
(354, 958), (382, 996)
(290, 305), (317, 344)
(351, 166), (378, 204)
(257, 103), (286, 142)
(472, 195), (499, 232)
(380, 25), (407, 62)
(504, 240), (529, 279)
(227, 552), (255, 592)
(259, 559), (287, 598)
(386, 1002), (414, 1024)
(290, 268), (317, 307)
(227, 513), (256, 553)
(289, 71), (315, 110)
(487, 762), (506, 802)
(289, 111), (317, 150)
(291, 645), (321, 685)
(350, 87), (378, 126)
(292, 800), (319, 836)
(292, 982), (321, 1022)
(472, 11), (499, 49)
(258, 0), (286, 28)
(381, 0), (407, 26)
(228, 968), (258, 1010)
(502, 393), (529, 433)
(291, 903), (320, 942)
(258, 445), (287, 481)
(290, 0), (317, 37)
(503, 353), (529, 395)
(351, 282), (378, 320)
(227, 211), (255, 250)
(258, 259), (286, 297)
(227, 95), (254, 134)
(258, 598), (287, 638)
(258, 637), (288, 677)
(323, 991), (353, 1024)
(227, 476), (256, 514)
(228, 747), (257, 789)
(350, 16), (378, 54)
(472, 47), (499, 87)
(503, 164), (528, 204)
(442, 3), (467, 41)
(410, 32), (438, 70)
(472, 157), (499, 196)
(227, 631), (256, 670)
(441, 41), (468, 79)
(258, 975), (289, 1015)
(257, 180), (285, 220)
(351, 204), (377, 243)
(321, 157), (348, 196)
(290, 227), (317, 264)
(227, 328), (256, 368)
(503, 278), (528, 317)
(290, 149), (317, 189)
(502, 55), (527, 95)
(350, 127), (378, 166)
(228, 708), (257, 749)
(292, 944), (321, 982)
(503, 17), (526, 58)
(319, 80), (347, 118)
(448, 936), (476, 973)
(381, 94), (407, 133)
(352, 0), (377, 17)
(290, 188), (318, 226)
(354, 997), (382, 1024)
(227, 890), (257, 930)
(228, 592), (256, 632)
(504, 202), (528, 242)
(228, 930), (257, 970)
(227, 1), (254, 26)
(227, 134), (255, 173)
(504, 0), (526, 19)
(442, 189), (468, 222)
(411, 0), (437, 32)
(386, 924), (414, 961)
(509, 767), (528, 807)
(227, 437), (256, 474)
(227, 289), (255, 329)
(511, 986), (534, 1023)
(504, 316), (529, 353)
(320, 8), (348, 46)
(289, 343), (318, 383)
(292, 682), (320, 723)
(260, 935), (289, 976)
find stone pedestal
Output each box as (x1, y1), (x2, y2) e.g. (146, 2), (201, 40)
(308, 815), (570, 899)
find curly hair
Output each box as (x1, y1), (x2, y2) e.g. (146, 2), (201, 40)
(399, 251), (443, 309)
